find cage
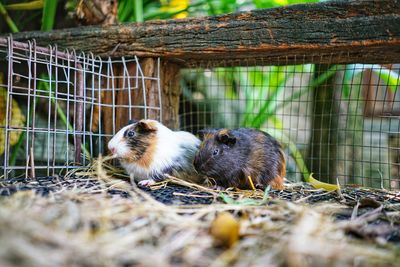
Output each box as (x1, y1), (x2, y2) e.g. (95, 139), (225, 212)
(180, 62), (400, 190)
(1, 0), (400, 190)
(0, 37), (162, 179)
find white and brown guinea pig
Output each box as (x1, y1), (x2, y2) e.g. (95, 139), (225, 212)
(108, 119), (202, 186)
(194, 128), (285, 190)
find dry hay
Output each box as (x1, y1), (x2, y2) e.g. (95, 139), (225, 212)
(0, 157), (399, 267)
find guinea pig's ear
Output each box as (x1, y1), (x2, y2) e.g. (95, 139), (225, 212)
(198, 128), (218, 141)
(217, 130), (236, 146)
(136, 120), (157, 132)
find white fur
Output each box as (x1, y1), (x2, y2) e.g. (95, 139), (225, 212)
(108, 120), (200, 182)
(107, 124), (132, 158)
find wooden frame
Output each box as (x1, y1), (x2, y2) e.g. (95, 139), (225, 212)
(8, 0), (400, 67)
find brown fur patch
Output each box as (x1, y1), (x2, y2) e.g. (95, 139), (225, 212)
(218, 129), (229, 137)
(254, 132), (266, 143)
(123, 125), (158, 169)
(137, 120), (158, 132)
(201, 132), (216, 142)
(205, 132), (215, 139)
(279, 149), (286, 179)
(269, 175), (284, 190)
(270, 150), (286, 190)
(135, 136), (157, 169)
(248, 149), (265, 188)
(217, 128), (236, 145)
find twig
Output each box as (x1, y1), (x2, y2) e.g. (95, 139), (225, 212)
(173, 192), (214, 198)
(30, 147), (35, 178)
(247, 176), (256, 191)
(165, 174), (220, 196)
(294, 190), (333, 203)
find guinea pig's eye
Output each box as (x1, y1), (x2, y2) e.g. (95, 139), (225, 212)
(127, 130), (135, 138)
(212, 149), (219, 156)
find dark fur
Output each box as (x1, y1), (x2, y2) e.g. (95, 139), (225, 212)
(150, 142), (202, 182)
(194, 128), (285, 190)
(123, 122), (157, 161)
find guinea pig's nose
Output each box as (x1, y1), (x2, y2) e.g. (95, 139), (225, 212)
(108, 144), (116, 155)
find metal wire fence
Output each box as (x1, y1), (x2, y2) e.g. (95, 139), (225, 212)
(179, 60), (400, 190)
(2, 37), (400, 190)
(0, 37), (162, 179)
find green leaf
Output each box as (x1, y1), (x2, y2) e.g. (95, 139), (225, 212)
(5, 0), (43, 10)
(342, 82), (351, 99)
(266, 124), (310, 182)
(272, 64), (338, 113)
(135, 0), (144, 22)
(0, 2), (19, 32)
(219, 192), (265, 206)
(41, 0), (58, 31)
(374, 67), (400, 92)
(219, 193), (236, 204)
(261, 185), (271, 205)
(38, 74), (91, 160)
(247, 66), (295, 128)
(118, 0), (132, 22)
(253, 0), (319, 8)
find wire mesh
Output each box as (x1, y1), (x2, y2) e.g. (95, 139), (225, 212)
(0, 37), (162, 179)
(179, 59), (400, 190)
(1, 37), (400, 191)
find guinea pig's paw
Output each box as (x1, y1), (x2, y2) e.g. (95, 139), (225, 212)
(211, 185), (226, 191)
(255, 184), (265, 190)
(138, 179), (156, 187)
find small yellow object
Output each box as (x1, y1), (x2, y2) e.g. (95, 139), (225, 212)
(0, 73), (26, 155)
(274, 0), (289, 6)
(210, 212), (240, 248)
(160, 0), (189, 19)
(247, 176), (256, 191)
(308, 173), (339, 191)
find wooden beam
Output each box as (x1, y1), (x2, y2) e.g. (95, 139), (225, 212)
(8, 0), (400, 66)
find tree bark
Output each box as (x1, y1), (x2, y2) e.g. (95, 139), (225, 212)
(8, 0), (400, 66)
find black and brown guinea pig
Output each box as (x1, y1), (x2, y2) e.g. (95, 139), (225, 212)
(108, 119), (203, 186)
(193, 128), (285, 190)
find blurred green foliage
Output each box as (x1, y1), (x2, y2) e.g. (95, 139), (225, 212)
(118, 0), (323, 22)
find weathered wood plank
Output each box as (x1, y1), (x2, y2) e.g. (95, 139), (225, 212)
(8, 0), (400, 66)
(308, 65), (339, 183)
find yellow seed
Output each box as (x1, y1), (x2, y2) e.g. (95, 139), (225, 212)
(210, 212), (240, 248)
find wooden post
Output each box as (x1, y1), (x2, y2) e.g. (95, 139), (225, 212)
(160, 60), (181, 129)
(308, 65), (339, 183)
(141, 58), (160, 121)
(109, 58), (181, 131)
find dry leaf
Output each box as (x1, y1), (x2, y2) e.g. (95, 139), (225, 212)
(0, 72), (26, 155)
(308, 173), (339, 191)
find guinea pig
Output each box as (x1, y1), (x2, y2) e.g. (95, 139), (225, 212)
(107, 119), (203, 186)
(193, 128), (285, 190)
